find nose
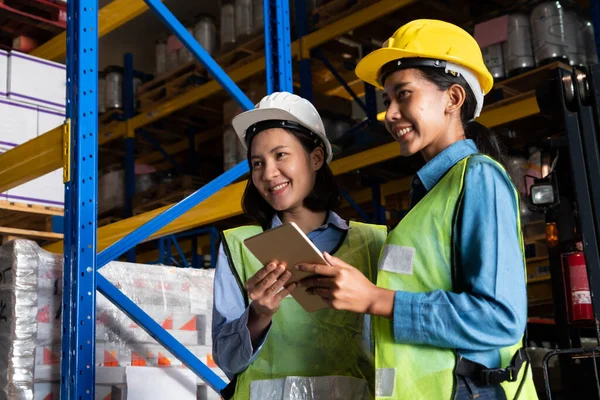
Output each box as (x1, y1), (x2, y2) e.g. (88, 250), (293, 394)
(262, 159), (280, 181)
(384, 100), (401, 133)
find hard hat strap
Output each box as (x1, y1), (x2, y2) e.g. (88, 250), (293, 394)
(378, 57), (484, 119)
(246, 119), (325, 150)
(378, 57), (448, 86)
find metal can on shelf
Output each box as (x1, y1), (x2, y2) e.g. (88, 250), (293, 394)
(105, 66), (124, 110)
(235, 0), (253, 43)
(194, 15), (217, 56)
(220, 2), (236, 53)
(481, 43), (505, 80)
(155, 39), (168, 75)
(178, 26), (196, 65)
(252, 0), (263, 34)
(503, 13), (535, 76)
(530, 2), (576, 65)
(566, 10), (586, 66)
(98, 72), (106, 114)
(167, 34), (179, 71)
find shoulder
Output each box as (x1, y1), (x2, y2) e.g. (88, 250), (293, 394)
(464, 155), (516, 192)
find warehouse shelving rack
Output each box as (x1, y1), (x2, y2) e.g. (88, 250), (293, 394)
(61, 0), (297, 397)
(0, 0), (599, 398)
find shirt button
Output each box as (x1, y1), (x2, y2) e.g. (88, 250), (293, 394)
(414, 178), (421, 185)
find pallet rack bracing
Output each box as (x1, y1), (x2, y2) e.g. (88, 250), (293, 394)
(59, 0), (299, 397)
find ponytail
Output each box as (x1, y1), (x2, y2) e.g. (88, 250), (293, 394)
(465, 120), (508, 167)
(416, 67), (508, 167)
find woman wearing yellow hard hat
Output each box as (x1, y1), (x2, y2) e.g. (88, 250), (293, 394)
(294, 20), (539, 399)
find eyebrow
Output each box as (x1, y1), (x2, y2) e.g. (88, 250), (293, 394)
(251, 145), (288, 159)
(382, 82), (411, 99)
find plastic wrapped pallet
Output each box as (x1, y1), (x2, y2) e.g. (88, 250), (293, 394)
(0, 240), (62, 400)
(0, 240), (225, 400)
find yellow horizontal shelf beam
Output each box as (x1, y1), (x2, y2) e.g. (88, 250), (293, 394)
(477, 92), (540, 128)
(31, 0), (156, 61)
(99, 0), (416, 144)
(0, 200), (63, 216)
(43, 138), (405, 254)
(0, 227), (63, 241)
(0, 125), (63, 193)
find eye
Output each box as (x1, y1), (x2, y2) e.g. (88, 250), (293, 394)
(276, 152), (287, 159)
(383, 98), (391, 108)
(252, 160), (263, 168)
(397, 90), (410, 99)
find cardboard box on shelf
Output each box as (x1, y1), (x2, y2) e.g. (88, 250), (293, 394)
(0, 98), (38, 147)
(0, 50), (7, 97)
(7, 52), (66, 111)
(38, 107), (65, 136)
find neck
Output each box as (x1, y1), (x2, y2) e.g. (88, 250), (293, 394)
(421, 121), (466, 162)
(279, 207), (327, 234)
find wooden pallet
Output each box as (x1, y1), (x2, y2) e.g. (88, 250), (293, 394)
(132, 175), (206, 214)
(0, 200), (63, 244)
(312, 0), (378, 29)
(486, 61), (574, 107)
(137, 34), (265, 111)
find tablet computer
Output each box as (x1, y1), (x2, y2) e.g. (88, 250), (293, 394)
(243, 222), (330, 312)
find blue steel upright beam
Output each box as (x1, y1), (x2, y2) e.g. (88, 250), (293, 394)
(61, 0), (98, 398)
(265, 0), (293, 93)
(124, 53), (136, 262)
(295, 0), (313, 100)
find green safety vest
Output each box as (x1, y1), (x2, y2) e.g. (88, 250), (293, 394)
(374, 155), (538, 400)
(222, 221), (387, 400)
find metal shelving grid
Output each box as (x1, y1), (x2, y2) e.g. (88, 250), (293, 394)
(59, 0), (295, 397)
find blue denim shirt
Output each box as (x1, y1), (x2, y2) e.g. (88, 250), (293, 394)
(393, 139), (527, 368)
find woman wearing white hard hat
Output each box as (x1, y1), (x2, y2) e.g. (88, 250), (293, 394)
(296, 20), (538, 399)
(211, 91), (387, 399)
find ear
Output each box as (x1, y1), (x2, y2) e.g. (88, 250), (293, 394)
(445, 83), (466, 115)
(310, 146), (325, 171)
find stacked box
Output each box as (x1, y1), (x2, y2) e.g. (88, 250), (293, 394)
(0, 52), (66, 207)
(7, 52), (66, 111)
(0, 240), (226, 400)
(0, 50), (7, 97)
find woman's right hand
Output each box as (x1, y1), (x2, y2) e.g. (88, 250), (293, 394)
(247, 262), (294, 318)
(246, 262), (294, 346)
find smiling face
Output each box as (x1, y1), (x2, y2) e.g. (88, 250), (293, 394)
(249, 128), (324, 213)
(382, 68), (465, 161)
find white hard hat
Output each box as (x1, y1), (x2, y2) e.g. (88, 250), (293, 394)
(232, 91), (333, 163)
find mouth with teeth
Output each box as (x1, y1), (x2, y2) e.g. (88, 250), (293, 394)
(393, 125), (414, 140)
(269, 182), (290, 194)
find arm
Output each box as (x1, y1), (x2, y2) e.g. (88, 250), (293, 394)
(392, 158), (527, 351)
(211, 244), (266, 378)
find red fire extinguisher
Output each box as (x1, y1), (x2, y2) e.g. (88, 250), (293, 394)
(562, 249), (594, 323)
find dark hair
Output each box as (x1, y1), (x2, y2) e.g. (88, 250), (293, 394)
(411, 67), (507, 166)
(241, 128), (341, 230)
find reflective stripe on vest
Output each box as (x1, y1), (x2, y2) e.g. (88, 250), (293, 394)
(223, 221), (387, 400)
(374, 155), (539, 400)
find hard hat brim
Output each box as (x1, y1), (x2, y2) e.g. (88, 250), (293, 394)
(232, 107), (334, 163)
(355, 47), (494, 94)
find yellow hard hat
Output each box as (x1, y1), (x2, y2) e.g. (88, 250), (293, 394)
(355, 19), (494, 94)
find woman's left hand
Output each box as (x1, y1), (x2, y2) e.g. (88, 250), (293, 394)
(296, 252), (390, 315)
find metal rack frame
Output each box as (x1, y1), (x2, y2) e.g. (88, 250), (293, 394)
(61, 0), (294, 397)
